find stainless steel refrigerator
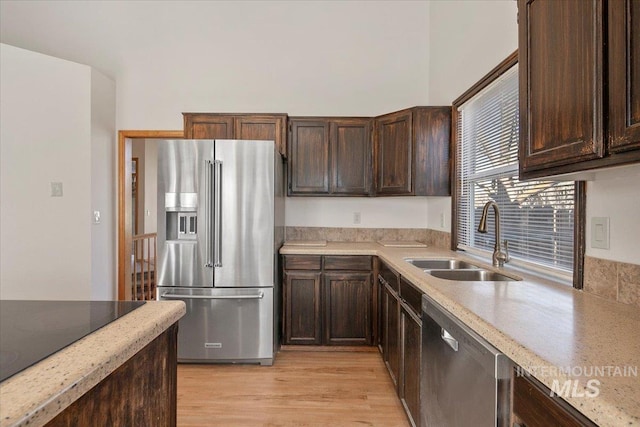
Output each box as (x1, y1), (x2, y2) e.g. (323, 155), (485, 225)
(155, 139), (284, 365)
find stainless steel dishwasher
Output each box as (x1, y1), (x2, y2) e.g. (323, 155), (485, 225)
(421, 294), (511, 427)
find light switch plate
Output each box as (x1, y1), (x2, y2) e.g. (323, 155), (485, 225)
(591, 217), (609, 249)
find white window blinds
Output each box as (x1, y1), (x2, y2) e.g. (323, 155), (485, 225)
(456, 64), (575, 274)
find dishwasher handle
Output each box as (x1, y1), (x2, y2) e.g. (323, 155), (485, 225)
(441, 328), (459, 352)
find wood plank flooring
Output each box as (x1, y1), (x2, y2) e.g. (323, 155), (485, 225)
(177, 349), (408, 426)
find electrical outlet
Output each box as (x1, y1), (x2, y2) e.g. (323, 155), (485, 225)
(353, 212), (361, 224)
(440, 212), (446, 228)
(51, 182), (63, 197)
(93, 210), (101, 224)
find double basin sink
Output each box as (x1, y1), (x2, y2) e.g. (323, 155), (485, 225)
(406, 258), (520, 282)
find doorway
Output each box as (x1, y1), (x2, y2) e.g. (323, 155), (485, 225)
(117, 130), (183, 300)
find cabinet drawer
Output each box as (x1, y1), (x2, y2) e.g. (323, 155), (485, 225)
(324, 256), (372, 271)
(512, 370), (597, 427)
(284, 255), (322, 270)
(379, 261), (400, 292)
(400, 277), (423, 315)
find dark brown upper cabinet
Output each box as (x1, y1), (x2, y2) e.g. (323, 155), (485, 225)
(184, 113), (234, 140)
(288, 117), (371, 196)
(374, 107), (451, 196)
(183, 113), (288, 157)
(375, 109), (413, 195)
(331, 119), (372, 195)
(518, 0), (640, 179)
(608, 0), (640, 153)
(288, 119), (331, 195)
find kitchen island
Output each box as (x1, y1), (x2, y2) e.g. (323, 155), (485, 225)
(0, 300), (185, 427)
(281, 242), (640, 426)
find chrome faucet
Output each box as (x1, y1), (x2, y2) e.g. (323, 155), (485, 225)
(477, 201), (510, 267)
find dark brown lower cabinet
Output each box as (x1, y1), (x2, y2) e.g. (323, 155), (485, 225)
(379, 266), (423, 427)
(400, 304), (421, 427)
(382, 282), (401, 388)
(512, 369), (597, 427)
(46, 323), (178, 427)
(324, 272), (372, 345)
(284, 271), (322, 345)
(282, 255), (373, 346)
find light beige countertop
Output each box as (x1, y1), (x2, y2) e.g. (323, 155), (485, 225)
(0, 300), (186, 427)
(281, 242), (640, 426)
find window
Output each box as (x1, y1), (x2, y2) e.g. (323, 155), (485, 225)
(454, 56), (578, 281)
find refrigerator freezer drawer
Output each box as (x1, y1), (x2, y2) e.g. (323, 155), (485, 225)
(158, 287), (273, 365)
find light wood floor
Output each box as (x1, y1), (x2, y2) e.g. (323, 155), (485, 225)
(177, 349), (408, 426)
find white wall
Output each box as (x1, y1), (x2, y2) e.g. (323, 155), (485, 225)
(286, 197), (429, 228)
(90, 69), (116, 301)
(112, 1), (432, 230)
(425, 197), (452, 232)
(585, 164), (640, 265)
(0, 0), (431, 127)
(0, 0), (432, 230)
(0, 44), (92, 300)
(428, 1), (519, 106)
(427, 0), (519, 233)
(112, 1), (430, 127)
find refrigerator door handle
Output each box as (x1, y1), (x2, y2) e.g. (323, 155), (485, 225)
(204, 160), (214, 268)
(160, 292), (264, 300)
(214, 160), (223, 267)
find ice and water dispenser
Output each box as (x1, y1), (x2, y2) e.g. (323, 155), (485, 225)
(164, 192), (198, 241)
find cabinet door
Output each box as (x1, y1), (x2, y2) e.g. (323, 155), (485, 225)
(375, 110), (413, 195)
(330, 119), (372, 195)
(608, 0), (640, 153)
(235, 115), (287, 157)
(183, 114), (234, 139)
(383, 283), (401, 388)
(323, 272), (372, 345)
(518, 0), (605, 175)
(413, 107), (451, 196)
(288, 120), (330, 195)
(400, 305), (421, 427)
(284, 271), (322, 345)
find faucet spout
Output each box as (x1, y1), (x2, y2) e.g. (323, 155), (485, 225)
(477, 201), (510, 267)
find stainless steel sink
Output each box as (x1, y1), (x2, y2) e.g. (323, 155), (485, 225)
(406, 258), (479, 270)
(405, 258), (520, 282)
(427, 269), (518, 282)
